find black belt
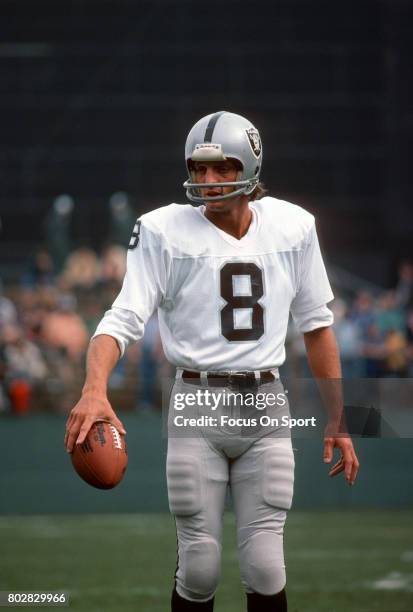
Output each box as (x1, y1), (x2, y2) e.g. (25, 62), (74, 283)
(181, 370), (276, 387)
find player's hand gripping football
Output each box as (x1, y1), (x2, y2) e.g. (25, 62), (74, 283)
(323, 434), (359, 486)
(64, 392), (126, 453)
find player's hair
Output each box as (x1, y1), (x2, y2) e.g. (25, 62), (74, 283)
(249, 182), (267, 201)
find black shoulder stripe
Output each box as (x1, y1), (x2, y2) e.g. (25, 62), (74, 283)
(204, 111), (226, 142)
(128, 219), (141, 250)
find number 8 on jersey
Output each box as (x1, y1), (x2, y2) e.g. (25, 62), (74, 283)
(220, 262), (264, 342)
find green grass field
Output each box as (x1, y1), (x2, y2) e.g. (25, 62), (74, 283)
(1, 511), (412, 612)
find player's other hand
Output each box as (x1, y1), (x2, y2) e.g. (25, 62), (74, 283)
(323, 435), (359, 486)
(64, 392), (126, 453)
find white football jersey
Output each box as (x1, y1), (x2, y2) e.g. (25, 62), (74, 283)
(94, 197), (334, 371)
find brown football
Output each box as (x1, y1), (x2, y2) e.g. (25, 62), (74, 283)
(71, 421), (127, 489)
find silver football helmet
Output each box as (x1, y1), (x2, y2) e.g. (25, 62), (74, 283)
(183, 111), (263, 204)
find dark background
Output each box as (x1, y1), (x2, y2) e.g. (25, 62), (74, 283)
(0, 0), (412, 283)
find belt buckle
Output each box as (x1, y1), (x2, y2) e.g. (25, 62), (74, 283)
(228, 371), (244, 383)
(228, 371), (254, 388)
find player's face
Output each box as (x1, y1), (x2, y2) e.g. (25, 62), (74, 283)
(192, 160), (240, 209)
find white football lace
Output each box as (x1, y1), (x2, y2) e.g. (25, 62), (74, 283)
(109, 425), (122, 450)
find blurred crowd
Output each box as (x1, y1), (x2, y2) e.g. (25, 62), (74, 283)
(1, 194), (413, 415)
(0, 192), (169, 415)
(287, 261), (413, 381)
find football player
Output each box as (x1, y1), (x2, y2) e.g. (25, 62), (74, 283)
(65, 111), (359, 611)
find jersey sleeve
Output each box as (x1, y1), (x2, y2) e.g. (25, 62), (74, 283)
(290, 221), (334, 333)
(92, 220), (169, 355)
(92, 307), (145, 357)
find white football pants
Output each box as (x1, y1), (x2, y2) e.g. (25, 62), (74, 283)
(167, 378), (295, 603)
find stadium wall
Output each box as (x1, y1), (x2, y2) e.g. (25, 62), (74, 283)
(0, 414), (412, 513)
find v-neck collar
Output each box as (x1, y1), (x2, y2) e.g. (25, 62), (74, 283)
(196, 204), (259, 248)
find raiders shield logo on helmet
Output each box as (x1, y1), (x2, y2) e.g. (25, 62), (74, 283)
(245, 127), (262, 158)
